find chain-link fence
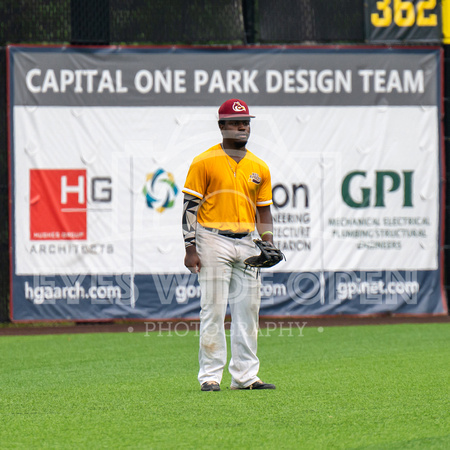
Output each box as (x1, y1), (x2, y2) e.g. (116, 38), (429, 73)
(258, 0), (364, 43)
(0, 0), (247, 46)
(0, 0), (369, 46)
(0, 0), (71, 44)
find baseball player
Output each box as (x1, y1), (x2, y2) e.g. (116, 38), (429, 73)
(182, 98), (283, 391)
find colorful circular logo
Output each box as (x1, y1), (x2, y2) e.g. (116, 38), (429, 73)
(143, 168), (178, 213)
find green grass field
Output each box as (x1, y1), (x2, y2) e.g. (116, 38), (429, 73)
(1, 323), (449, 449)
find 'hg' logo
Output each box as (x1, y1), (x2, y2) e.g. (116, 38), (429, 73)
(29, 169), (112, 241)
(143, 168), (178, 213)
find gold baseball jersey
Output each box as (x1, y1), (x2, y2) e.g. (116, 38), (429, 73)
(183, 144), (273, 233)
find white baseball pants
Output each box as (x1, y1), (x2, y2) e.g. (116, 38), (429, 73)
(196, 225), (261, 388)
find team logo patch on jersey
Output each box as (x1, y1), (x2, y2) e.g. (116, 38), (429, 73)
(249, 172), (261, 185)
(233, 101), (246, 112)
(143, 168), (178, 213)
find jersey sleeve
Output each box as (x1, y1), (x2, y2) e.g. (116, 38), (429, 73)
(256, 164), (273, 207)
(182, 157), (206, 200)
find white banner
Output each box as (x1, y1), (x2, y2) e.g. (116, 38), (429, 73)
(14, 105), (439, 274)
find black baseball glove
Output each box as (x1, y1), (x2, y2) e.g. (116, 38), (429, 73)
(244, 239), (285, 268)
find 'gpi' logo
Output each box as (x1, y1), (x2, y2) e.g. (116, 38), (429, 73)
(232, 101), (246, 112)
(143, 168), (178, 213)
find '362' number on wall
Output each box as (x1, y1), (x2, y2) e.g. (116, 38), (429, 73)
(371, 0), (437, 27)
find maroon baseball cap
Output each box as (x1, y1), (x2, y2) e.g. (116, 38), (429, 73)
(218, 99), (255, 120)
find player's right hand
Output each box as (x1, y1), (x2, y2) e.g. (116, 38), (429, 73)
(184, 246), (202, 274)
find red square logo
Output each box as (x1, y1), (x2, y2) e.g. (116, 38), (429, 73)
(30, 169), (87, 240)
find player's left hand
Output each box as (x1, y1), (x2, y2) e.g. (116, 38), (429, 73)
(244, 239), (285, 268)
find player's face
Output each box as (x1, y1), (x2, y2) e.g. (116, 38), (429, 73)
(220, 119), (251, 145)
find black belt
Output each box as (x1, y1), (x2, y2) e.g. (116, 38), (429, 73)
(204, 227), (249, 239)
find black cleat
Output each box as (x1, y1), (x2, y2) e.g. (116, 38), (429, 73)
(231, 380), (276, 390)
(201, 381), (221, 391)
